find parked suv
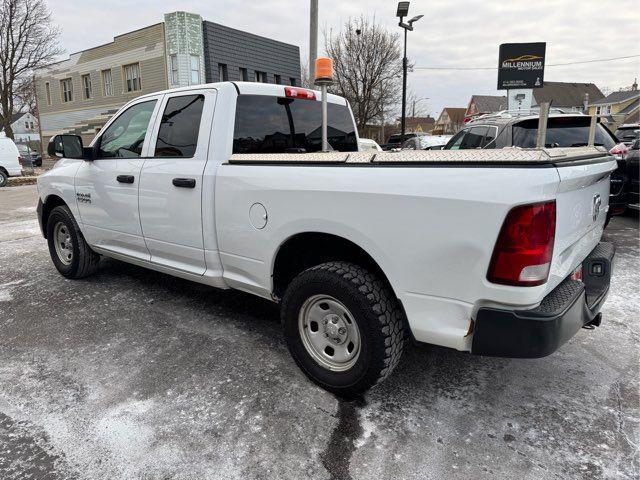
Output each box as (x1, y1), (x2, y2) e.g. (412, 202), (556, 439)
(443, 112), (625, 222)
(614, 123), (640, 146)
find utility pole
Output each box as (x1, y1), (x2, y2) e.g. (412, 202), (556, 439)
(310, 0), (318, 82)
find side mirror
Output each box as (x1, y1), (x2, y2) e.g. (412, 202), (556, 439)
(47, 134), (87, 159)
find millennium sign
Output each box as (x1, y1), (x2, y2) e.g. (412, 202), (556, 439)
(497, 42), (546, 90)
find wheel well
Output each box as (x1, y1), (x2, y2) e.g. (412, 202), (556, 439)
(272, 232), (396, 300)
(41, 195), (68, 238)
(0, 166), (8, 176)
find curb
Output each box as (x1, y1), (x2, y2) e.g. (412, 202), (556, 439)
(7, 176), (38, 186)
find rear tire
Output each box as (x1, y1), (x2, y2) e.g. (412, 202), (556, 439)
(46, 205), (100, 278)
(0, 169), (7, 187)
(281, 261), (405, 398)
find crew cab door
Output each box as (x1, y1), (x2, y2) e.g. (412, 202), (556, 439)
(75, 96), (162, 259)
(138, 89), (216, 274)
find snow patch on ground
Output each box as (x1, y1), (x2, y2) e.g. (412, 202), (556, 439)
(0, 280), (24, 302)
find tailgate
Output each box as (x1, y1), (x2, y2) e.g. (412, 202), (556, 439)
(547, 157), (617, 293)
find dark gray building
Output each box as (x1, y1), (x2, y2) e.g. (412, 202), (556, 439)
(203, 21), (301, 86)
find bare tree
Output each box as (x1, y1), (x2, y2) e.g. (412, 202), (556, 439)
(325, 16), (403, 131)
(0, 0), (62, 139)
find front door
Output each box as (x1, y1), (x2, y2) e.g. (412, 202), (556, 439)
(75, 97), (162, 259)
(138, 89), (216, 274)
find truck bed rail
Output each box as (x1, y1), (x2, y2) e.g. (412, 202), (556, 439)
(228, 146), (610, 166)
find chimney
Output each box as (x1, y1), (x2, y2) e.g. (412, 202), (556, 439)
(583, 93), (589, 113)
(633, 78), (638, 92)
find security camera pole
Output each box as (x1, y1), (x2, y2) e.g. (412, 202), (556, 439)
(397, 2), (423, 145)
(315, 57), (334, 152)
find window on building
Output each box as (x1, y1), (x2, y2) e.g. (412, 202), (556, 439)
(289, 78), (296, 86)
(190, 56), (201, 85)
(170, 54), (179, 85)
(45, 82), (52, 106)
(274, 74), (281, 85)
(154, 94), (205, 157)
(233, 94), (358, 153)
(97, 100), (157, 158)
(61, 78), (73, 102)
(25, 121), (29, 129)
(123, 63), (141, 92)
(218, 63), (228, 82)
(239, 68), (248, 81)
(101, 69), (113, 96)
(81, 74), (92, 99)
(255, 71), (266, 83)
(30, 121), (34, 130)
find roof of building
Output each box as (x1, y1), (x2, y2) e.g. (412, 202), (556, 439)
(467, 95), (507, 115)
(619, 98), (640, 114)
(532, 81), (603, 107)
(589, 89), (640, 106)
(441, 107), (467, 124)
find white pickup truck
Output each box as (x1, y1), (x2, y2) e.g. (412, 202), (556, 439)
(37, 82), (616, 397)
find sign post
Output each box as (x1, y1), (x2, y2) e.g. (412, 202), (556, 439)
(497, 42), (546, 112)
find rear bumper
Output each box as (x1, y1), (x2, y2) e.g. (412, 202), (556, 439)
(471, 242), (615, 358)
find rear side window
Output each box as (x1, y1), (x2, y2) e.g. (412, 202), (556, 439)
(233, 95), (357, 153)
(512, 117), (617, 150)
(98, 100), (157, 158)
(155, 95), (205, 157)
(615, 127), (639, 142)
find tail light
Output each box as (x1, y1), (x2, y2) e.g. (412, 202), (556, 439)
(285, 86), (316, 100)
(18, 156), (24, 166)
(609, 143), (629, 159)
(487, 201), (556, 287)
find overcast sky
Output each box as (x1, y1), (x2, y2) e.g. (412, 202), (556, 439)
(47, 0), (640, 118)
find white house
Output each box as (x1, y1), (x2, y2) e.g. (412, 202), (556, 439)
(1, 112), (40, 142)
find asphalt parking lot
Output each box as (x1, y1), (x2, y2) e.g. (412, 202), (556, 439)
(0, 185), (638, 480)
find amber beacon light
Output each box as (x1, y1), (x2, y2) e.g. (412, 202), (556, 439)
(314, 57), (334, 84)
(314, 57), (334, 152)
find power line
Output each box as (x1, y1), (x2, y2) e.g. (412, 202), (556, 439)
(414, 54), (640, 71)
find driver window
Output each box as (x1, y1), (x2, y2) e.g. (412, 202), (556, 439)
(97, 100), (157, 158)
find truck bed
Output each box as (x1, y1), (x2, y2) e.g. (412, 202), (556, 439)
(228, 146), (609, 166)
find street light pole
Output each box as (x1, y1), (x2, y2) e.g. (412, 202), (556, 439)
(396, 2), (422, 145)
(401, 27), (408, 144)
(310, 0), (318, 82)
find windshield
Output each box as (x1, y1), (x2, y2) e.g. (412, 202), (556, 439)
(512, 117), (617, 150)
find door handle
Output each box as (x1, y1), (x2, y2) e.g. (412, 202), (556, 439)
(172, 178), (196, 188)
(117, 175), (135, 184)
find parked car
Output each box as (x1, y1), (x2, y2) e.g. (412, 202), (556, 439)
(402, 134), (452, 150)
(358, 138), (383, 152)
(626, 138), (639, 211)
(614, 123), (640, 146)
(16, 144), (42, 167)
(442, 112), (626, 223)
(37, 83), (616, 396)
(0, 137), (23, 187)
(381, 132), (424, 150)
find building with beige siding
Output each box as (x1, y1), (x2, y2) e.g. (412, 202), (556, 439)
(35, 11), (301, 148)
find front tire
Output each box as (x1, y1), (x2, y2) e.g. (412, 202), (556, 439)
(0, 169), (7, 187)
(281, 262), (405, 398)
(46, 205), (100, 278)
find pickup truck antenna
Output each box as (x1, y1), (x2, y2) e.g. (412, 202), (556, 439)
(314, 57), (335, 152)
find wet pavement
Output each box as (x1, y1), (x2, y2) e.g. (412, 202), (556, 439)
(0, 185), (638, 479)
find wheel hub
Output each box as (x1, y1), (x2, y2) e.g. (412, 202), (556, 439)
(298, 294), (361, 372)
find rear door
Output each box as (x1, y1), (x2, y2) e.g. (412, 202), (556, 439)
(138, 88), (216, 274)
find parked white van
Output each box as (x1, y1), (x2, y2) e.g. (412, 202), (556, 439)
(0, 137), (23, 187)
